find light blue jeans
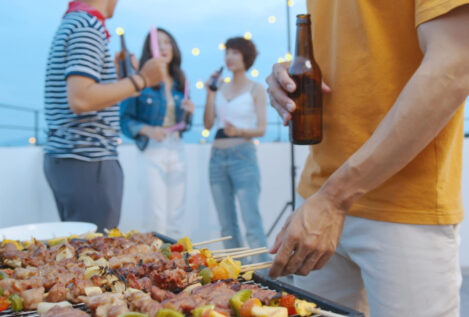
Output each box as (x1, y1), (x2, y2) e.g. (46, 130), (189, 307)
(209, 142), (269, 263)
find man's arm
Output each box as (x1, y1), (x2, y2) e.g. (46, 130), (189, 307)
(67, 58), (164, 115)
(268, 4), (469, 278)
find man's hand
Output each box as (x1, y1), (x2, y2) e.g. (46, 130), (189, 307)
(140, 58), (165, 87)
(266, 62), (331, 126)
(269, 190), (346, 278)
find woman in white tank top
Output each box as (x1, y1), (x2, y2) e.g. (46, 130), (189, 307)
(203, 37), (269, 263)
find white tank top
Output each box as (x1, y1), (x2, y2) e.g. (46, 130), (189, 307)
(215, 87), (256, 130)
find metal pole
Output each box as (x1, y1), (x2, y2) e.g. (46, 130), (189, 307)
(286, 0), (292, 54)
(34, 110), (39, 145)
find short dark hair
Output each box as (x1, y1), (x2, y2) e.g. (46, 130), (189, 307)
(225, 37), (258, 70)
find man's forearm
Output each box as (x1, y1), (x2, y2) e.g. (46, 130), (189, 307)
(321, 56), (468, 210)
(68, 76), (142, 114)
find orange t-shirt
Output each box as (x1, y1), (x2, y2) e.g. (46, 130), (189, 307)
(298, 0), (469, 225)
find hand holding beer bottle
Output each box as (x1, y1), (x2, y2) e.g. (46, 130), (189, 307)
(266, 14), (331, 130)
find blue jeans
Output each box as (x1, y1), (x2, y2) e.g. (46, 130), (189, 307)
(209, 142), (269, 263)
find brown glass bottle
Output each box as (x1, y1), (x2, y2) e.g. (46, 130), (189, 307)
(116, 31), (135, 78)
(288, 14), (323, 145)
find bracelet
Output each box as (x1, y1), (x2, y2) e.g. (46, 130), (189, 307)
(136, 73), (148, 89)
(128, 75), (141, 92)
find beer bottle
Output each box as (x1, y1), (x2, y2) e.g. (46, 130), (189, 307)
(116, 28), (135, 78)
(209, 66), (224, 92)
(288, 14), (323, 145)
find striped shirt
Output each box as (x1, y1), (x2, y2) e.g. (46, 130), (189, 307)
(44, 11), (119, 161)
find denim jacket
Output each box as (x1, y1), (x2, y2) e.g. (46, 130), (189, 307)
(120, 83), (190, 151)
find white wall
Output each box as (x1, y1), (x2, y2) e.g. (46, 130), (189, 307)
(0, 142), (468, 268)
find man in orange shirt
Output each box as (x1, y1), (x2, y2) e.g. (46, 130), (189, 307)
(267, 1), (469, 315)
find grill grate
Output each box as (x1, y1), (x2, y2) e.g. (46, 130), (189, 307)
(0, 233), (363, 317)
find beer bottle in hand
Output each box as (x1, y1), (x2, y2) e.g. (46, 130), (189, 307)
(116, 28), (135, 78)
(288, 14), (323, 145)
(209, 66), (224, 92)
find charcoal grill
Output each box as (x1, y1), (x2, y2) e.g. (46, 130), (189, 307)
(0, 232), (364, 317)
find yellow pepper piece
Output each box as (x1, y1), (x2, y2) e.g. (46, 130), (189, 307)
(107, 228), (123, 238)
(177, 236), (193, 252)
(241, 271), (254, 281)
(207, 257), (218, 268)
(67, 234), (80, 241)
(1, 240), (24, 251)
(124, 229), (139, 238)
(48, 237), (68, 247)
(200, 248), (212, 259)
(220, 256), (242, 279)
(86, 233), (104, 240)
(294, 299), (317, 316)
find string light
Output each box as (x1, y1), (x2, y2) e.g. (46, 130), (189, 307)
(251, 69), (259, 78)
(196, 80), (204, 89)
(268, 16), (276, 24)
(218, 43), (226, 50)
(192, 48), (200, 56)
(202, 129), (210, 138)
(278, 57), (285, 63)
(244, 32), (252, 40)
(117, 138), (122, 144)
(285, 52), (293, 61)
(253, 139), (260, 145)
(28, 137), (36, 145)
(224, 77), (232, 83)
(288, 0), (295, 7)
(116, 27), (124, 36)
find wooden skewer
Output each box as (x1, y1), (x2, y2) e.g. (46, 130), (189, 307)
(230, 248), (269, 260)
(192, 236), (232, 247)
(241, 261), (272, 270)
(240, 261), (273, 272)
(308, 308), (348, 317)
(213, 247), (267, 259)
(211, 247), (249, 254)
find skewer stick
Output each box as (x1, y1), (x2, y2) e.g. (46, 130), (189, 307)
(211, 247), (249, 254)
(241, 261), (272, 269)
(192, 236), (232, 247)
(213, 247), (267, 259)
(308, 308), (348, 317)
(241, 262), (272, 272)
(230, 248), (269, 260)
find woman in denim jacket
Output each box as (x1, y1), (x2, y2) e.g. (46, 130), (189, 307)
(203, 37), (269, 263)
(120, 28), (194, 238)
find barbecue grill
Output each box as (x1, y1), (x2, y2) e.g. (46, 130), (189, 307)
(0, 232), (364, 317)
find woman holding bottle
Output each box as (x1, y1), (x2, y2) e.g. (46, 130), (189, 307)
(121, 28), (194, 238)
(204, 36), (269, 262)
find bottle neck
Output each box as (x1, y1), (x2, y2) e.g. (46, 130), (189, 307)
(119, 34), (127, 53)
(294, 23), (314, 60)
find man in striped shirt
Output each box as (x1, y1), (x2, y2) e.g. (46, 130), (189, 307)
(43, 0), (163, 231)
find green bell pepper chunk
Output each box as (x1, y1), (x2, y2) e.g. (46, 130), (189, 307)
(0, 271), (9, 280)
(160, 243), (172, 259)
(8, 294), (23, 312)
(155, 308), (185, 317)
(199, 267), (213, 285)
(0, 287), (4, 297)
(229, 289), (252, 317)
(192, 304), (215, 317)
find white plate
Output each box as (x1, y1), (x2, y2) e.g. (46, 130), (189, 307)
(0, 222), (97, 242)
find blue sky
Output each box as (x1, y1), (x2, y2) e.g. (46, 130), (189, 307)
(0, 0), (306, 145)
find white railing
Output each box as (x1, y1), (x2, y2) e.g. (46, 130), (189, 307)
(0, 141), (468, 268)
